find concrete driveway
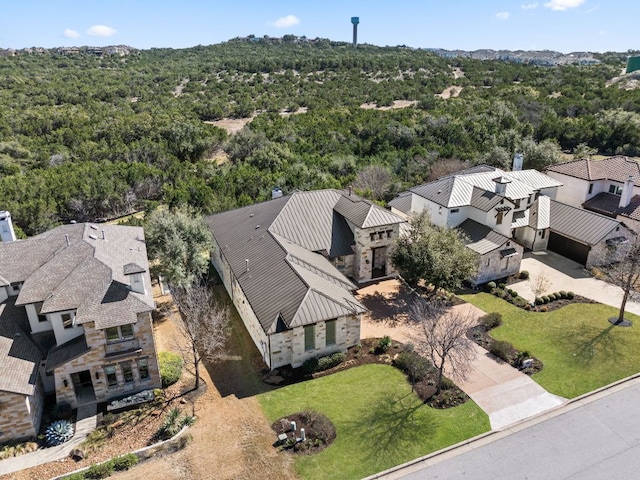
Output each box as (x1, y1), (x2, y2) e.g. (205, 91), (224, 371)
(511, 250), (640, 316)
(357, 280), (564, 430)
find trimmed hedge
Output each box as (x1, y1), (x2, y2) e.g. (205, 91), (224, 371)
(479, 312), (502, 330)
(158, 351), (183, 388)
(303, 352), (346, 374)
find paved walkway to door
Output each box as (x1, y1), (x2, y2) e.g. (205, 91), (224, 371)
(0, 403), (98, 476)
(511, 250), (640, 316)
(357, 280), (565, 430)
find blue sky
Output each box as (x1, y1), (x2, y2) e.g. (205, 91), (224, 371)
(1, 1), (638, 53)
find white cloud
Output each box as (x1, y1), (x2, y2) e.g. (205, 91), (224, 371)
(521, 3), (539, 9)
(64, 29), (80, 39)
(543, 0), (586, 11)
(86, 25), (116, 37)
(496, 11), (510, 20)
(269, 15), (300, 28)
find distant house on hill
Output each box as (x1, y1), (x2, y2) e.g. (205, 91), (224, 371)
(206, 189), (405, 370)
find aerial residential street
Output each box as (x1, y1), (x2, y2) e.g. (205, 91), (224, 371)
(376, 377), (640, 480)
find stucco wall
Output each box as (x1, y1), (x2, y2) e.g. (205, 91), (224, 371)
(515, 226), (549, 251)
(547, 173), (596, 207)
(0, 286), (7, 304)
(25, 303), (53, 334)
(50, 309), (84, 346)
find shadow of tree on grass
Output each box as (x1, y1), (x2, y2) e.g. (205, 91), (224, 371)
(564, 323), (625, 365)
(345, 391), (438, 468)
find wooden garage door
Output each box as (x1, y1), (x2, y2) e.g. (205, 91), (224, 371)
(547, 232), (590, 265)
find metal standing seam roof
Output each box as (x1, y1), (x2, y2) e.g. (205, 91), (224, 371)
(469, 187), (506, 212)
(456, 219), (511, 255)
(388, 192), (413, 216)
(529, 195), (551, 229)
(206, 190), (374, 335)
(506, 170), (564, 190)
(546, 156), (640, 186)
(333, 195), (405, 229)
(511, 210), (530, 228)
(549, 200), (623, 245)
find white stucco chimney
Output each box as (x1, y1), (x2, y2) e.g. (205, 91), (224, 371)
(492, 176), (511, 195)
(0, 210), (17, 243)
(512, 153), (524, 172)
(272, 187), (283, 199)
(619, 175), (635, 208)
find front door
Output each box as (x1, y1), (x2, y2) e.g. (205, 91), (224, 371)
(371, 247), (387, 279)
(71, 370), (95, 405)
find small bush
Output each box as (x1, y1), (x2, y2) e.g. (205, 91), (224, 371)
(439, 377), (456, 391)
(489, 340), (512, 362)
(316, 352), (346, 372)
(549, 293), (557, 301)
(510, 290), (518, 298)
(486, 281), (497, 290)
(302, 357), (319, 375)
(480, 312), (502, 330)
(567, 291), (575, 299)
(158, 351), (183, 388)
(524, 304), (531, 311)
(559, 291), (567, 299)
(393, 351), (431, 383)
(85, 461), (114, 479)
(542, 296), (550, 304)
(513, 296), (528, 308)
(519, 270), (529, 279)
(112, 453), (139, 471)
(540, 306), (548, 312)
(535, 297), (543, 305)
(375, 335), (392, 354)
(155, 408), (182, 441)
(498, 283), (506, 289)
(61, 473), (85, 480)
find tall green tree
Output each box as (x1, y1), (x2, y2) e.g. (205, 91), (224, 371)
(145, 207), (213, 288)
(391, 211), (477, 291)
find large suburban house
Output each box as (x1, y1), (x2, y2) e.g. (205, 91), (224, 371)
(206, 189), (405, 370)
(0, 213), (161, 442)
(389, 165), (563, 284)
(546, 156), (640, 232)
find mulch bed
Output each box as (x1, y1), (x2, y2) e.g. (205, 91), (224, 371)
(468, 325), (543, 375)
(271, 411), (336, 455)
(265, 338), (469, 409)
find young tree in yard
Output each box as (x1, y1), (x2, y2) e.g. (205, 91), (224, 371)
(172, 281), (230, 390)
(145, 207), (213, 289)
(410, 299), (476, 395)
(391, 211), (478, 291)
(529, 272), (551, 299)
(596, 233), (640, 325)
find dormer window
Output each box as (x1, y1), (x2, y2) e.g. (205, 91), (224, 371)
(124, 263), (147, 295)
(61, 312), (76, 329)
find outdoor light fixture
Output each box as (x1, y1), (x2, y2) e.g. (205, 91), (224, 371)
(63, 379), (68, 387)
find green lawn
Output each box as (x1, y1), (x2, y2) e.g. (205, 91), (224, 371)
(461, 293), (640, 398)
(258, 364), (489, 480)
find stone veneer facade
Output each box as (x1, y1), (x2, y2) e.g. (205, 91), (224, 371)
(54, 312), (161, 408)
(0, 380), (44, 442)
(352, 223), (400, 283)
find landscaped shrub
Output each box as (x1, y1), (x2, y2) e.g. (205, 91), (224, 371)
(540, 306), (548, 312)
(439, 377), (456, 390)
(61, 473), (85, 480)
(498, 283), (506, 289)
(112, 453), (139, 471)
(85, 460), (114, 479)
(524, 304), (531, 310)
(302, 357), (319, 375)
(155, 408), (182, 441)
(479, 312), (502, 330)
(393, 351), (431, 383)
(542, 296), (550, 304)
(375, 335), (392, 354)
(513, 296), (528, 308)
(45, 419), (74, 446)
(486, 281), (497, 290)
(316, 352), (346, 372)
(559, 291), (567, 299)
(549, 293), (558, 301)
(535, 297), (543, 305)
(519, 270), (529, 279)
(158, 351), (183, 388)
(489, 340), (512, 362)
(510, 290), (518, 298)
(567, 291), (575, 299)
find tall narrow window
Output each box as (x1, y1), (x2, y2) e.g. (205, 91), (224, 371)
(326, 320), (336, 346)
(121, 362), (134, 383)
(496, 211), (504, 225)
(62, 313), (74, 329)
(588, 184), (593, 194)
(104, 365), (117, 387)
(304, 325), (315, 351)
(137, 358), (150, 380)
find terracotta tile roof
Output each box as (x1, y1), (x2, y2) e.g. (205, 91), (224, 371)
(583, 192), (640, 221)
(546, 156), (640, 186)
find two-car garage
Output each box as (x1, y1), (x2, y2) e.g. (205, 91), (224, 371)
(547, 231), (590, 265)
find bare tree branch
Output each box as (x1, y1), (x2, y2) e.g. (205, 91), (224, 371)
(409, 298), (476, 394)
(172, 282), (230, 390)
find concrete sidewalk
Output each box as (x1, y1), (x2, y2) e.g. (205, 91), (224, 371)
(0, 403), (98, 477)
(512, 250), (640, 316)
(357, 280), (565, 430)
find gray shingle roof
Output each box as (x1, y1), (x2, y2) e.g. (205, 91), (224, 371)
(457, 219), (511, 255)
(0, 297), (41, 395)
(549, 200), (623, 245)
(45, 334), (89, 374)
(206, 190), (389, 334)
(546, 156), (640, 186)
(123, 263), (146, 275)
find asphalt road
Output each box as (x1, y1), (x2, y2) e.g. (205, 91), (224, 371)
(379, 378), (640, 480)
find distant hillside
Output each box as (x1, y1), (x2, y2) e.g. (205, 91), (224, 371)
(0, 40), (638, 234)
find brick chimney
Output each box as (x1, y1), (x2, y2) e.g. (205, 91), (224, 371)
(619, 175), (635, 208)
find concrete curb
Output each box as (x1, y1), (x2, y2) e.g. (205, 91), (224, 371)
(49, 425), (192, 480)
(363, 372), (640, 480)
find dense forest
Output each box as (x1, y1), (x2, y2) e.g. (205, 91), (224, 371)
(1, 38), (639, 235)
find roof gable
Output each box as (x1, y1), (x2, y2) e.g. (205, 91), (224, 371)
(457, 219), (510, 255)
(546, 156), (640, 186)
(549, 200), (622, 244)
